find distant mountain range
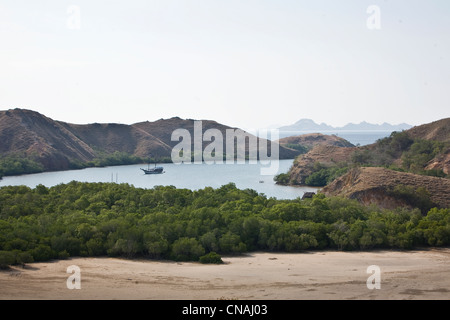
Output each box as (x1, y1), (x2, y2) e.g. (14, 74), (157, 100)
(279, 119), (413, 133)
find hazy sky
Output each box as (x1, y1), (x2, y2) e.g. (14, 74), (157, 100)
(1, 0), (449, 129)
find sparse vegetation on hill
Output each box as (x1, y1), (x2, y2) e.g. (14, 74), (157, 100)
(278, 145), (356, 186)
(276, 119), (450, 211)
(281, 127), (450, 188)
(322, 167), (450, 212)
(0, 108), (300, 178)
(277, 133), (355, 155)
(348, 131), (448, 177)
(283, 143), (310, 154)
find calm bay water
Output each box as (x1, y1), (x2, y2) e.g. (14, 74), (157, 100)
(1, 132), (389, 198)
(0, 160), (318, 200)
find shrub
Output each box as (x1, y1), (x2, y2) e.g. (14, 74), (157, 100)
(0, 154), (44, 177)
(305, 165), (348, 187)
(171, 238), (205, 261)
(388, 185), (436, 214)
(58, 250), (70, 260)
(15, 251), (34, 265)
(199, 252), (223, 264)
(274, 173), (290, 185)
(305, 169), (328, 187)
(31, 245), (55, 262)
(0, 251), (15, 269)
(284, 144), (310, 154)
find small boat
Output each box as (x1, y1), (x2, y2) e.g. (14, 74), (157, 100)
(141, 163), (164, 174)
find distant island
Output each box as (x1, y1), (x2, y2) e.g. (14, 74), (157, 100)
(278, 119), (412, 133)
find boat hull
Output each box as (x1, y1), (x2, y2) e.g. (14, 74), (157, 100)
(141, 167), (164, 174)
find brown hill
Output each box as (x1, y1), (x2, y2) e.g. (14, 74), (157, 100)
(361, 118), (450, 174)
(406, 118), (450, 142)
(277, 133), (354, 149)
(283, 117), (450, 186)
(0, 108), (300, 173)
(60, 122), (172, 158)
(0, 109), (95, 170)
(134, 117), (300, 160)
(322, 167), (450, 210)
(425, 148), (450, 175)
(406, 118), (450, 174)
(286, 145), (357, 185)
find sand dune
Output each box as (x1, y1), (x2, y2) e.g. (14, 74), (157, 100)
(1, 249), (449, 300)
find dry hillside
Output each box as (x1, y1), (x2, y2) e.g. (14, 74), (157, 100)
(0, 108), (300, 173)
(0, 109), (95, 170)
(322, 167), (450, 210)
(406, 118), (450, 142)
(284, 118), (450, 185)
(277, 133), (355, 149)
(287, 145), (356, 185)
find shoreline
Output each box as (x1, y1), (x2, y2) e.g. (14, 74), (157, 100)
(1, 249), (449, 300)
(0, 158), (298, 180)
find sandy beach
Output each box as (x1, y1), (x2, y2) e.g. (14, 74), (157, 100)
(1, 249), (449, 300)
